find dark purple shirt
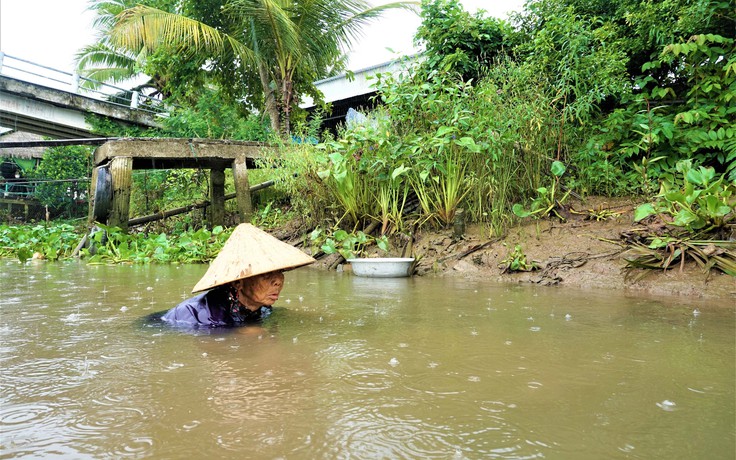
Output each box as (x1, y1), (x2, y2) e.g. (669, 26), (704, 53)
(162, 285), (272, 328)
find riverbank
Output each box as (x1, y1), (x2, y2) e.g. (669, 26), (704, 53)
(309, 196), (735, 301)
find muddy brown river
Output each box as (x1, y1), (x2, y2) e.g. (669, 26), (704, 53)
(1, 260), (734, 459)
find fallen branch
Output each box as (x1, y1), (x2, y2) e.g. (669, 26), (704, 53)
(437, 237), (502, 263)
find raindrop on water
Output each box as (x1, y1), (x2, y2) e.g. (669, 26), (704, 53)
(656, 400), (677, 411)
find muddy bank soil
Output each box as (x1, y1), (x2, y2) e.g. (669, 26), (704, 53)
(305, 197), (735, 302)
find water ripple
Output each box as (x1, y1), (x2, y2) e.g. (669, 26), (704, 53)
(340, 368), (396, 392)
(0, 402), (54, 426)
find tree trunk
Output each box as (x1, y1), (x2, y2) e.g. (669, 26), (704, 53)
(258, 62), (281, 135)
(281, 77), (293, 138)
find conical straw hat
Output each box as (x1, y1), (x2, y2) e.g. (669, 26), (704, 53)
(192, 223), (316, 293)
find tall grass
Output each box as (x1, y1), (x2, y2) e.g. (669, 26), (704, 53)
(272, 58), (567, 237)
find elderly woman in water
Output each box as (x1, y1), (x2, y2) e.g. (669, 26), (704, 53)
(161, 223), (315, 328)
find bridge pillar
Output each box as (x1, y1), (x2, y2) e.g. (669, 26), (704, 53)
(108, 156), (133, 231)
(88, 166), (99, 225)
(209, 168), (225, 228)
(232, 154), (252, 223)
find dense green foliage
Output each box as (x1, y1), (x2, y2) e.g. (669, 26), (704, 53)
(30, 146), (92, 218)
(514, 0), (736, 193)
(162, 88), (273, 141)
(265, 0), (734, 265)
(273, 57), (560, 237)
(414, 0), (515, 82)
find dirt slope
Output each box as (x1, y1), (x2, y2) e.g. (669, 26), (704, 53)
(345, 197), (735, 302)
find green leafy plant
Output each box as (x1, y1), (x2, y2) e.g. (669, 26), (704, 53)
(310, 227), (389, 260)
(317, 148), (367, 225)
(634, 160), (735, 236)
(499, 243), (539, 273)
(251, 201), (291, 230)
(512, 161), (571, 221)
(411, 132), (475, 227)
(625, 160), (735, 277)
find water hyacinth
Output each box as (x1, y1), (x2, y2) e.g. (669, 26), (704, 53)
(0, 223), (231, 265)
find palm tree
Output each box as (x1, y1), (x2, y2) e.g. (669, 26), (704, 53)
(107, 0), (418, 137)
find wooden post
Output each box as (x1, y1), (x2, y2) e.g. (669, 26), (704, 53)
(232, 154), (252, 223)
(210, 168), (225, 228)
(108, 156), (133, 231)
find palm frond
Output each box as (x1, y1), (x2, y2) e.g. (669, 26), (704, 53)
(111, 5), (256, 66)
(75, 42), (141, 88)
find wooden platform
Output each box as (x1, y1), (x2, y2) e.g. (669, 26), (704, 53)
(93, 138), (270, 169)
(91, 138), (274, 230)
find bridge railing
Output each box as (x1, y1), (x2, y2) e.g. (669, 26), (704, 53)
(0, 52), (168, 116)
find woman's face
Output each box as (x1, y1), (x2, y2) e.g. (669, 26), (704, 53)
(236, 271), (285, 310)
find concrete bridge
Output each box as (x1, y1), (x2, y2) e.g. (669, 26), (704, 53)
(0, 53), (164, 138)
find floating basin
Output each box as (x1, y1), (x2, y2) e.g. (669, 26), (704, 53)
(346, 257), (415, 278)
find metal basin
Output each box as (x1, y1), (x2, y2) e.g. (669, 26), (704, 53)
(346, 257), (415, 278)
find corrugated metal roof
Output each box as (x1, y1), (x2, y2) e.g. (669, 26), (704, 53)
(301, 54), (423, 108)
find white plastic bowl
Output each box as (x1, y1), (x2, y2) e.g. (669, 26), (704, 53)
(346, 257), (415, 278)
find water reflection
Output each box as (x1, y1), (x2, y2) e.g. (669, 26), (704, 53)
(0, 260), (734, 459)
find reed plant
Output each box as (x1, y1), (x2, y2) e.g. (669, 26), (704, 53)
(410, 130), (474, 227)
(373, 164), (410, 235)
